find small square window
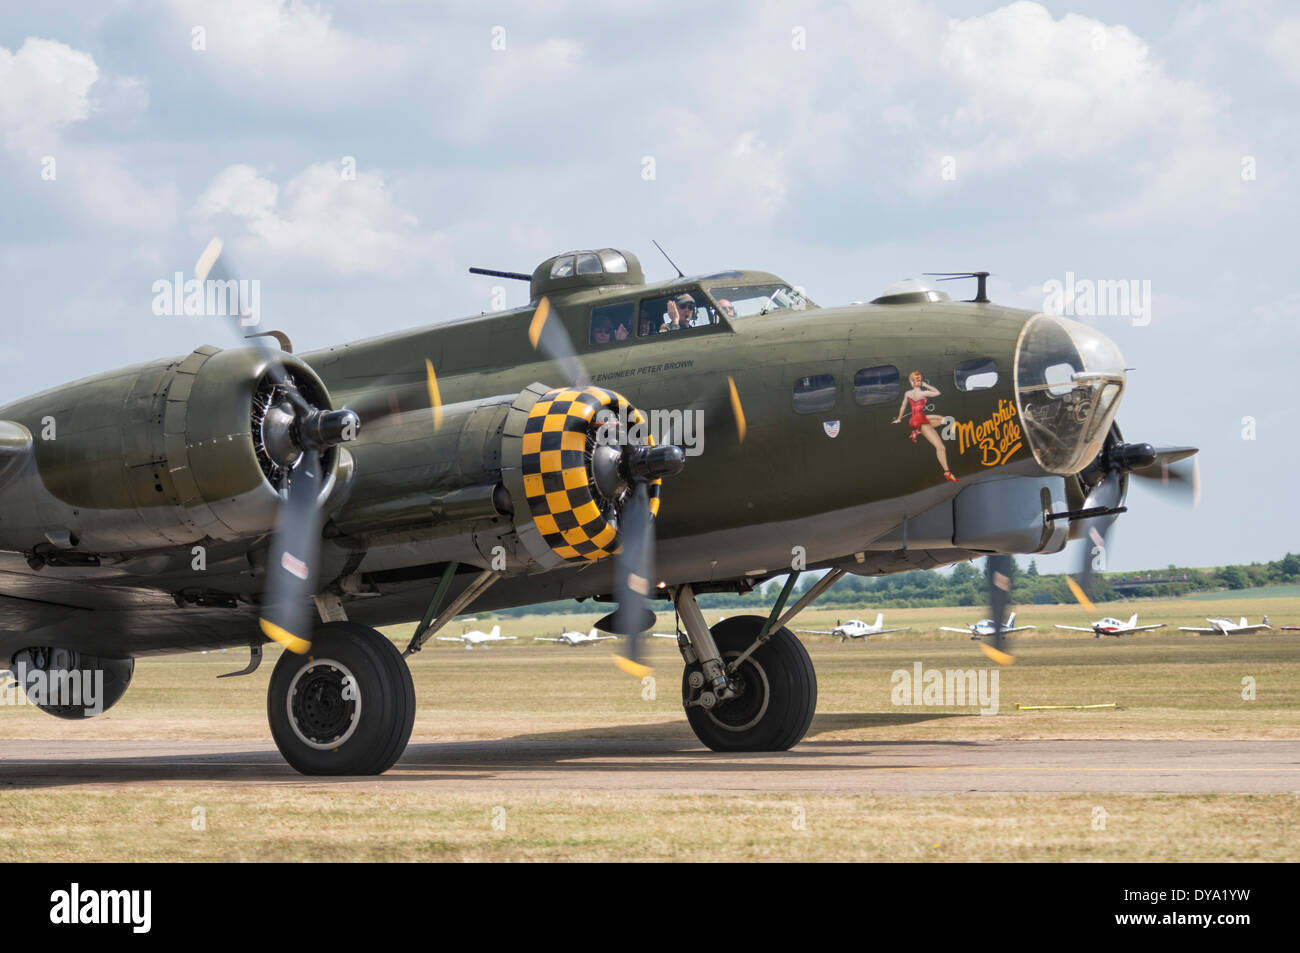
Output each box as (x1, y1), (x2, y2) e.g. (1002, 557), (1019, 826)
(853, 365), (900, 405)
(793, 374), (836, 414)
(955, 358), (998, 391)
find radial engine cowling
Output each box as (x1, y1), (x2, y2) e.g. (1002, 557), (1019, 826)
(500, 383), (663, 571)
(0, 345), (347, 555)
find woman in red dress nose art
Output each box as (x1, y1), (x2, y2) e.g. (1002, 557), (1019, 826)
(892, 371), (958, 482)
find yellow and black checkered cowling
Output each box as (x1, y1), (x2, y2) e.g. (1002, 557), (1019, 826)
(520, 386), (661, 562)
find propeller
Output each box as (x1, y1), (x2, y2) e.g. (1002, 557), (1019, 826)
(1067, 432), (1199, 614)
(194, 238), (428, 655)
(526, 295), (699, 675)
(979, 553), (1016, 666)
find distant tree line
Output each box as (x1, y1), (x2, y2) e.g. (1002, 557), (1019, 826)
(491, 552), (1300, 617)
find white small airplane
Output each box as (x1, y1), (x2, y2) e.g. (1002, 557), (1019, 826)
(534, 628), (618, 646)
(940, 612), (1036, 639)
(436, 625), (518, 649)
(1055, 613), (1166, 638)
(796, 614), (909, 642)
(1178, 617), (1273, 636)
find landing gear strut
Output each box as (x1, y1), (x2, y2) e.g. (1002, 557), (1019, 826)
(267, 621), (415, 775)
(672, 583), (818, 752)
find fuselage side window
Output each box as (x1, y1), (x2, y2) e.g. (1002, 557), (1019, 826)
(955, 358), (999, 391)
(589, 301), (635, 345)
(793, 374), (836, 414)
(853, 365), (900, 405)
(637, 291), (717, 336)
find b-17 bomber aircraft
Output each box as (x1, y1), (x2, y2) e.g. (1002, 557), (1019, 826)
(796, 613), (909, 641)
(1179, 617), (1272, 636)
(939, 612), (1037, 640)
(1055, 613), (1165, 638)
(435, 624), (517, 649)
(534, 628), (617, 646)
(0, 242), (1197, 774)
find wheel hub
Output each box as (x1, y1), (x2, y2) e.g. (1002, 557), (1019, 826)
(287, 659), (362, 749)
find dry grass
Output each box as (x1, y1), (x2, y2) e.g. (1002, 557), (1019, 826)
(1, 594), (1296, 860)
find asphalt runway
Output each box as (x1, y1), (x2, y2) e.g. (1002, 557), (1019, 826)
(1, 738), (1297, 795)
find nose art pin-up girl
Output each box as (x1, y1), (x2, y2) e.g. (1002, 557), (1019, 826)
(893, 371), (958, 482)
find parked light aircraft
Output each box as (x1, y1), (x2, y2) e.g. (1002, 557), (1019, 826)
(534, 629), (617, 646)
(435, 625), (517, 648)
(1178, 617), (1272, 635)
(1054, 613), (1165, 638)
(940, 612), (1035, 639)
(795, 614), (909, 641)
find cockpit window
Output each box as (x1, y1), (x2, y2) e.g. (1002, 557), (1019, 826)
(597, 248), (628, 273)
(590, 301), (634, 345)
(638, 292), (717, 336)
(550, 255), (576, 278)
(575, 252), (602, 275)
(708, 284), (809, 318)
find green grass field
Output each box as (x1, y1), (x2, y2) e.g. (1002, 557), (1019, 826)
(1, 593), (1297, 860)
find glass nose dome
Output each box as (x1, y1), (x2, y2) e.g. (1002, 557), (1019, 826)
(1014, 314), (1127, 474)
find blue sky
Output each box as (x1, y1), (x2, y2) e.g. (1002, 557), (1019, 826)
(0, 1), (1295, 571)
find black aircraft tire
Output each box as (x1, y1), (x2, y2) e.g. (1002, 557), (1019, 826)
(684, 616), (817, 752)
(267, 621), (415, 776)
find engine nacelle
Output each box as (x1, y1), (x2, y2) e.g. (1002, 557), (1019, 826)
(501, 382), (661, 570)
(328, 382), (662, 574)
(0, 346), (345, 556)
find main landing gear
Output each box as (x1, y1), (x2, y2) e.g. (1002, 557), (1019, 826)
(267, 621), (415, 775)
(671, 579), (825, 752)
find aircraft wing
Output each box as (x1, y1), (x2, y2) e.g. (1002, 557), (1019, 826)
(1178, 626), (1220, 634)
(1226, 625), (1271, 634)
(1111, 623), (1167, 635)
(870, 626), (910, 635)
(938, 626), (973, 634)
(794, 629), (834, 635)
(1003, 625), (1036, 633)
(649, 633), (679, 640)
(436, 636), (464, 642)
(534, 637), (564, 642)
(1054, 625), (1096, 632)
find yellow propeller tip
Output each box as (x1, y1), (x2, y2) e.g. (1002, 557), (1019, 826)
(528, 297), (551, 349)
(613, 655), (653, 679)
(424, 358), (443, 430)
(727, 376), (746, 444)
(259, 618), (312, 655)
(1066, 576), (1097, 614)
(978, 641), (1015, 666)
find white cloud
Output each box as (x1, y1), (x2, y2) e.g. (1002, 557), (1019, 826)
(936, 2), (1219, 174)
(193, 161), (449, 277)
(164, 0), (408, 98)
(0, 38), (98, 150)
(0, 37), (177, 232)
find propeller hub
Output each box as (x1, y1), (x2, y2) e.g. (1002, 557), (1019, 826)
(1112, 441), (1156, 472)
(260, 402), (302, 469)
(300, 408), (360, 451)
(591, 444), (626, 499)
(625, 444), (686, 481)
